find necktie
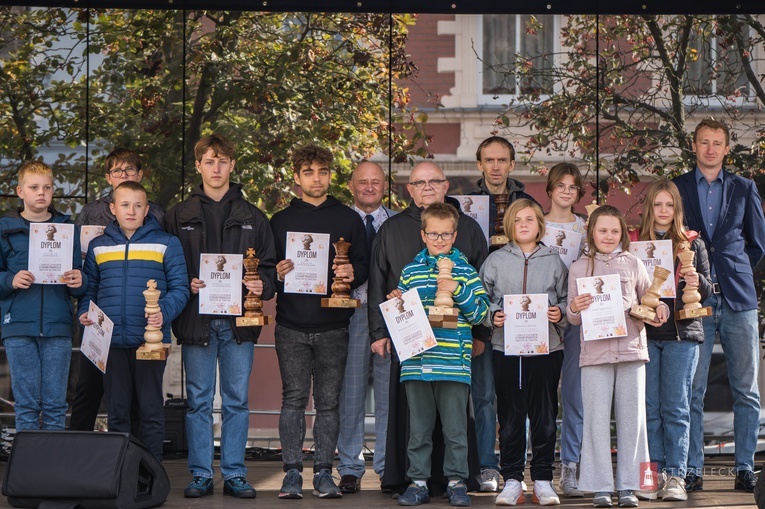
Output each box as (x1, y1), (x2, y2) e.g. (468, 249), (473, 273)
(365, 214), (376, 255)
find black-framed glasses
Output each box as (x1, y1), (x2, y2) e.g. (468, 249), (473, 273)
(423, 231), (455, 241)
(107, 167), (140, 177)
(409, 179), (446, 189)
(554, 183), (580, 193)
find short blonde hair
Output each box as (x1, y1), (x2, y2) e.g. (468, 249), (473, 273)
(503, 198), (546, 244)
(18, 160), (53, 187)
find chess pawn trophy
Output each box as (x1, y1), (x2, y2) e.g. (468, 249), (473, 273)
(137, 279), (170, 360)
(428, 257), (459, 329)
(237, 248), (273, 326)
(490, 194), (510, 247)
(675, 241), (713, 320)
(585, 200), (601, 223)
(629, 266), (671, 322)
(321, 237), (361, 308)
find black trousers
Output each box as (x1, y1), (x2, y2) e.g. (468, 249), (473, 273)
(493, 349), (563, 482)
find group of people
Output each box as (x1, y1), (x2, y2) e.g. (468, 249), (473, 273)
(0, 118), (763, 507)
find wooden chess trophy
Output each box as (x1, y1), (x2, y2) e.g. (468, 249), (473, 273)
(321, 237), (361, 308)
(490, 194), (510, 247)
(428, 257), (459, 329)
(629, 266), (671, 322)
(675, 241), (713, 320)
(137, 279), (170, 360)
(237, 248), (273, 326)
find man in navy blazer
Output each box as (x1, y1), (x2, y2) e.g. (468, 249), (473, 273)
(674, 118), (765, 493)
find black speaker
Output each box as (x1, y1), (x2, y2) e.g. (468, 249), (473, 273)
(2, 431), (169, 509)
(163, 398), (187, 454)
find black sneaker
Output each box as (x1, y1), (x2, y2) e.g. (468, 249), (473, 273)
(224, 476), (256, 498)
(279, 469), (303, 499)
(313, 468), (342, 498)
(735, 470), (757, 492)
(684, 472), (703, 492)
(398, 484), (430, 506)
(184, 476), (213, 498)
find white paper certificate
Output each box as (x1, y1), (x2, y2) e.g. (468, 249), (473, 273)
(576, 274), (628, 341)
(284, 232), (330, 295)
(453, 195), (490, 245)
(80, 225), (105, 257)
(28, 222), (74, 284)
(198, 254), (244, 315)
(541, 226), (583, 269)
(503, 293), (550, 355)
(82, 301), (113, 373)
(380, 289), (438, 362)
(629, 240), (676, 298)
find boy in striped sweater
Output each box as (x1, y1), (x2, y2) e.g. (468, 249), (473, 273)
(389, 202), (490, 507)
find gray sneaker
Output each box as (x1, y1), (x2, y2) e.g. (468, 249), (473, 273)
(660, 476), (687, 501)
(313, 469), (342, 498)
(480, 468), (500, 492)
(279, 469), (303, 499)
(559, 461), (584, 497)
(617, 490), (639, 507)
(592, 492), (613, 508)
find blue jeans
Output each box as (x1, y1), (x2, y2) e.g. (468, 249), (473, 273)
(275, 324), (349, 473)
(183, 319), (254, 480)
(559, 324), (583, 464)
(4, 336), (71, 431)
(471, 345), (499, 471)
(646, 340), (698, 478)
(688, 294), (760, 474)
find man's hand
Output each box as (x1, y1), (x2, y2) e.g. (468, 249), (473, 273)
(243, 278), (263, 296)
(190, 278), (206, 295)
(472, 340), (485, 357)
(333, 263), (354, 284)
(371, 338), (391, 358)
(276, 259), (294, 281)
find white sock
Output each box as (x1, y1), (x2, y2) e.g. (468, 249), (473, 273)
(414, 480), (427, 487)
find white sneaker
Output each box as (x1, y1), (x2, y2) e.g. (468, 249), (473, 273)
(636, 471), (664, 500)
(559, 462), (584, 497)
(659, 476), (687, 501)
(481, 468), (501, 492)
(496, 479), (525, 506)
(532, 480), (561, 505)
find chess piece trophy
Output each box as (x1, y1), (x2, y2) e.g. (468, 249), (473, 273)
(490, 194), (510, 247)
(675, 241), (713, 320)
(585, 200), (601, 222)
(428, 257), (459, 328)
(137, 279), (170, 360)
(237, 248), (273, 326)
(321, 237), (361, 308)
(629, 266), (671, 322)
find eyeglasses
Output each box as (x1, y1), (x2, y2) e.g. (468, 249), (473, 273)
(423, 231), (455, 241)
(409, 179), (447, 189)
(107, 167), (140, 177)
(554, 183), (580, 193)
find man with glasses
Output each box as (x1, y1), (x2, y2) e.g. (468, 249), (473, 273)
(468, 136), (538, 493)
(368, 161), (488, 496)
(70, 148), (165, 434)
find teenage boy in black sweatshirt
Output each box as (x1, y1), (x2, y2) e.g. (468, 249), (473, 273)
(270, 144), (368, 500)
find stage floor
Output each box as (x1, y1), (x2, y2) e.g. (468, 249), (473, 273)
(0, 455), (759, 508)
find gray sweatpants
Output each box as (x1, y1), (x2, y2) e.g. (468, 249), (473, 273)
(579, 361), (650, 493)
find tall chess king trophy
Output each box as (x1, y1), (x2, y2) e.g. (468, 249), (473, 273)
(428, 257), (459, 329)
(137, 279), (171, 360)
(237, 248), (273, 326)
(321, 237), (361, 308)
(629, 266), (671, 322)
(490, 194), (510, 247)
(675, 241), (712, 320)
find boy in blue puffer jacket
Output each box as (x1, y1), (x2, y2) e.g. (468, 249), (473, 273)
(79, 181), (189, 459)
(0, 160), (86, 431)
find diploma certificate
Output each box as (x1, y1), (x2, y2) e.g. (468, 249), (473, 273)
(82, 301), (113, 373)
(80, 225), (105, 257)
(629, 240), (676, 298)
(284, 232), (330, 295)
(28, 222), (74, 284)
(380, 289), (438, 362)
(198, 253), (244, 315)
(576, 274), (628, 341)
(503, 293), (550, 355)
(453, 195), (490, 246)
(541, 226), (583, 269)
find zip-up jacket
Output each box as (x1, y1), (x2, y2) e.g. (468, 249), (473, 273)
(0, 208), (87, 339)
(77, 190), (165, 228)
(398, 248), (490, 384)
(163, 184), (277, 345)
(479, 242), (568, 353)
(78, 215), (189, 348)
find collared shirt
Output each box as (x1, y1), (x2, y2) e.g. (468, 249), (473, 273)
(351, 204), (391, 302)
(695, 166), (723, 282)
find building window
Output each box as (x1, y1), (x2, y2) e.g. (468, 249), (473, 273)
(479, 14), (556, 104)
(683, 22), (750, 99)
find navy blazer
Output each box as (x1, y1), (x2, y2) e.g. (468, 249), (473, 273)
(674, 168), (765, 311)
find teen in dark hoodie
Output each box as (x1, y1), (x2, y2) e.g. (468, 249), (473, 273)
(270, 144), (368, 500)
